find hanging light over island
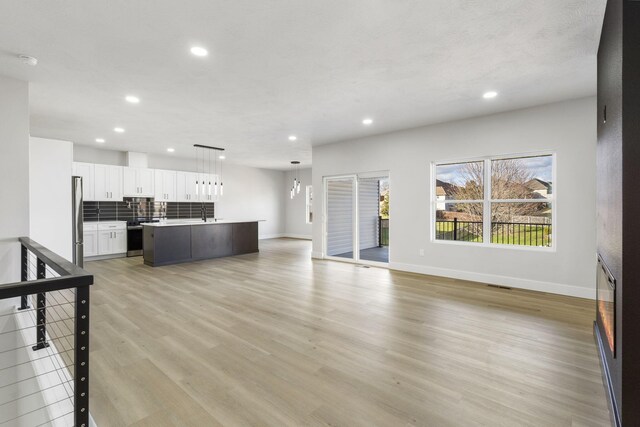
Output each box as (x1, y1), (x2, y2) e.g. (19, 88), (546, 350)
(290, 161), (301, 199)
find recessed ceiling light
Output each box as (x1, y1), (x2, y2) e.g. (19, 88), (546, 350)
(125, 95), (140, 104)
(362, 118), (373, 125)
(167, 148), (175, 153)
(288, 135), (297, 141)
(219, 155), (226, 160)
(114, 127), (125, 133)
(483, 91), (498, 99)
(18, 54), (38, 66)
(95, 138), (105, 143)
(190, 46), (208, 57)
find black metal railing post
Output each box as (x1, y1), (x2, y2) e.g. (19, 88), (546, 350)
(32, 258), (49, 351)
(74, 285), (90, 427)
(453, 218), (458, 241)
(19, 244), (29, 310)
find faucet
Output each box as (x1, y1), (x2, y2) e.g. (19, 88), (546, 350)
(201, 202), (207, 222)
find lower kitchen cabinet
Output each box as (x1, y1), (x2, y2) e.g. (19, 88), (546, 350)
(83, 223), (98, 257)
(85, 222), (127, 257)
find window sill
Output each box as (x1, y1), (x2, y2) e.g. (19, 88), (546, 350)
(431, 239), (556, 253)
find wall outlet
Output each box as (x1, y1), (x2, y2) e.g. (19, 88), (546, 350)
(419, 249), (425, 256)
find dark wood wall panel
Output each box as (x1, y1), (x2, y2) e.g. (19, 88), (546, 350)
(596, 0), (623, 418)
(596, 0), (640, 424)
(621, 1), (640, 424)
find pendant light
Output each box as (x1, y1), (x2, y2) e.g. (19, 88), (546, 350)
(193, 144), (225, 199)
(290, 161), (301, 199)
(219, 152), (224, 196)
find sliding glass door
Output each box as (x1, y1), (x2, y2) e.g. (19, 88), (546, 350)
(358, 176), (389, 263)
(324, 173), (389, 265)
(325, 176), (356, 260)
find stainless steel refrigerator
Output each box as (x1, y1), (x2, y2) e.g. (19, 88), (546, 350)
(72, 176), (83, 268)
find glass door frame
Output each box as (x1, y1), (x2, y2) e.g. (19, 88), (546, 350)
(323, 172), (390, 267)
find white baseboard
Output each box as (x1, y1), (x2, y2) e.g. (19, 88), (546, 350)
(311, 251), (324, 259)
(259, 233), (285, 240)
(389, 262), (595, 299)
(84, 253), (126, 261)
(283, 234), (312, 240)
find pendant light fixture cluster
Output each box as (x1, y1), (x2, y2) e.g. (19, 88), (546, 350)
(194, 144), (225, 200)
(290, 161), (301, 199)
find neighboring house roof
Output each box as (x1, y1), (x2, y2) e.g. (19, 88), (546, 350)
(525, 178), (551, 192)
(435, 179), (456, 196)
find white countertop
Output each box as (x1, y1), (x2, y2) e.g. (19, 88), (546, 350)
(142, 219), (264, 227)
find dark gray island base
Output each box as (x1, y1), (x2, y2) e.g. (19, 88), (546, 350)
(143, 221), (259, 266)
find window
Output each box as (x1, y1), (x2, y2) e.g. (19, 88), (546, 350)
(433, 154), (553, 248)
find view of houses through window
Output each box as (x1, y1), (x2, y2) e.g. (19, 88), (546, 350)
(434, 154), (553, 247)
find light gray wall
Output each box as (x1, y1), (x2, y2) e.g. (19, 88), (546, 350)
(30, 137), (73, 261)
(284, 168), (312, 239)
(312, 97), (597, 298)
(0, 76), (30, 286)
(73, 147), (286, 238)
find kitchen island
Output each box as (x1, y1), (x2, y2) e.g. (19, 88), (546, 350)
(142, 219), (261, 266)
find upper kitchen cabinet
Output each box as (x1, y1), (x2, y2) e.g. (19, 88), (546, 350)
(72, 162), (95, 201)
(154, 169), (177, 202)
(124, 167), (155, 197)
(176, 171), (199, 202)
(94, 164), (123, 201)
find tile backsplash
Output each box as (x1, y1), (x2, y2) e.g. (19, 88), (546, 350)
(83, 200), (214, 222)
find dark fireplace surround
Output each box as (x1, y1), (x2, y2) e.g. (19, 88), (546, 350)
(595, 1), (640, 425)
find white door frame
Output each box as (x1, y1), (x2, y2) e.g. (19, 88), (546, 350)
(323, 172), (390, 266)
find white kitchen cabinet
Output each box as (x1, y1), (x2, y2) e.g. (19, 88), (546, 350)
(83, 223), (98, 257)
(73, 162), (95, 201)
(154, 169), (177, 202)
(94, 164), (123, 201)
(112, 229), (127, 253)
(123, 167), (155, 197)
(97, 222), (127, 255)
(176, 171), (199, 202)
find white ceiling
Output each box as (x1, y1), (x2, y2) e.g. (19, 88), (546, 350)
(0, 0), (605, 170)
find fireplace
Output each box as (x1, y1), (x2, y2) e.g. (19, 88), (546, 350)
(597, 255), (616, 357)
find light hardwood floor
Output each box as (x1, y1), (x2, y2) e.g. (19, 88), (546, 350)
(86, 238), (610, 427)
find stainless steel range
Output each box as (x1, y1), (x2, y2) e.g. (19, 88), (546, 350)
(126, 218), (159, 257)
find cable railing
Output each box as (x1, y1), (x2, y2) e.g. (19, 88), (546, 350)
(378, 216), (389, 247)
(435, 219), (552, 247)
(0, 237), (93, 427)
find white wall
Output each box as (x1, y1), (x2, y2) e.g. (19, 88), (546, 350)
(29, 137), (73, 261)
(284, 168), (312, 239)
(73, 146), (286, 239)
(0, 75), (30, 286)
(313, 97), (597, 299)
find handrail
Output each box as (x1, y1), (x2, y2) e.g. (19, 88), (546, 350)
(0, 274), (94, 300)
(18, 236), (89, 277)
(0, 237), (93, 300)
(0, 236), (93, 427)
